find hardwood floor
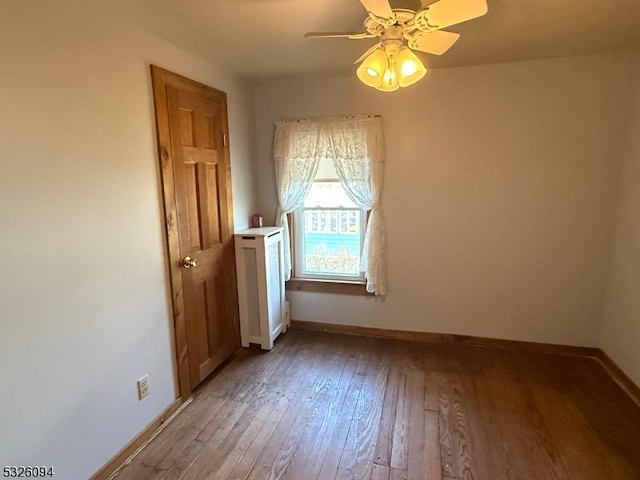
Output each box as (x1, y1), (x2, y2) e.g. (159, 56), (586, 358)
(113, 329), (640, 480)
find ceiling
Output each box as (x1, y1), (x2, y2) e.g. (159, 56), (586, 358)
(113, 0), (640, 81)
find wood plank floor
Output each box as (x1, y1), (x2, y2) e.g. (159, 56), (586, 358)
(113, 329), (640, 480)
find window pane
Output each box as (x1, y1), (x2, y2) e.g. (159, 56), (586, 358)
(304, 182), (356, 208)
(302, 208), (361, 276)
(295, 180), (364, 281)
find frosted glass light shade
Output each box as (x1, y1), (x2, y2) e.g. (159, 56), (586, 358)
(377, 62), (399, 92)
(396, 47), (427, 87)
(357, 45), (427, 91)
(356, 48), (388, 88)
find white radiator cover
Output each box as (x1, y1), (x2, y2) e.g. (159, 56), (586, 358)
(234, 227), (288, 350)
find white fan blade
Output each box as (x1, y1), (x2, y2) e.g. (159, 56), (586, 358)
(408, 30), (460, 55)
(305, 32), (375, 39)
(360, 0), (394, 21)
(417, 0), (487, 31)
(354, 44), (381, 64)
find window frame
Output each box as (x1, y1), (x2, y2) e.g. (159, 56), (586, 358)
(286, 180), (372, 295)
(293, 203), (366, 283)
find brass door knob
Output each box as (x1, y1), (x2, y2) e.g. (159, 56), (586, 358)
(182, 256), (198, 269)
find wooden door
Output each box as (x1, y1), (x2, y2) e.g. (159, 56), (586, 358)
(151, 66), (240, 397)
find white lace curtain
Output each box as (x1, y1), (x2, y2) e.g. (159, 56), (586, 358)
(273, 115), (387, 295)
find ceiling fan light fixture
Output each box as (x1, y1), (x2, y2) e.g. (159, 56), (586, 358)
(396, 46), (427, 87)
(356, 47), (388, 88)
(307, 0), (488, 92)
(357, 44), (425, 92)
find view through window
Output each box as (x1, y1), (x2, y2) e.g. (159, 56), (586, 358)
(293, 161), (365, 281)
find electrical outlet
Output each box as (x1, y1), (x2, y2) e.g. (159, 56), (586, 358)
(137, 375), (150, 400)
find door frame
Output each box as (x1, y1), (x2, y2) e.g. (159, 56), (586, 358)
(150, 65), (238, 400)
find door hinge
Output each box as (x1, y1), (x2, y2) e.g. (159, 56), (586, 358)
(222, 134), (227, 147)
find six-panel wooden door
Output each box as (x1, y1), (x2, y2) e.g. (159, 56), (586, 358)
(151, 66), (240, 396)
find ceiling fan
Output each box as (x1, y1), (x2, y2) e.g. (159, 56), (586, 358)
(305, 0), (488, 91)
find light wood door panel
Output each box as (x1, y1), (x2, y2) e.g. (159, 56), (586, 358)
(152, 66), (239, 397)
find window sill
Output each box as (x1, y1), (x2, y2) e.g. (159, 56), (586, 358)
(286, 279), (372, 296)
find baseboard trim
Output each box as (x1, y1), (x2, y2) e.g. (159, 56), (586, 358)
(290, 320), (640, 407)
(593, 351), (640, 408)
(90, 397), (187, 480)
(290, 320), (600, 357)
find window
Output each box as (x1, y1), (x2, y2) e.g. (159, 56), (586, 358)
(293, 175), (366, 282)
(273, 115), (386, 295)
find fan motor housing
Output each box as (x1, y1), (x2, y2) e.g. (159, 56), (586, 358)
(364, 8), (417, 34)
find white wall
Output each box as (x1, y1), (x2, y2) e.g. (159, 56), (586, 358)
(0, 2), (256, 479)
(254, 54), (633, 347)
(601, 52), (640, 387)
